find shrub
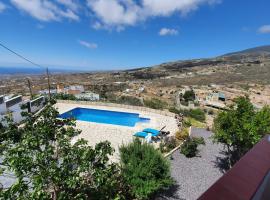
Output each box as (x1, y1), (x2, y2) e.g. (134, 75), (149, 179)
(208, 109), (214, 115)
(175, 128), (189, 141)
(183, 90), (195, 102)
(169, 107), (180, 114)
(53, 93), (76, 100)
(180, 137), (205, 158)
(116, 96), (143, 106)
(183, 119), (192, 128)
(120, 138), (173, 200)
(144, 98), (167, 110)
(159, 136), (178, 153)
(189, 108), (206, 122)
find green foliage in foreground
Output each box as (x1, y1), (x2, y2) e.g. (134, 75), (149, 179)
(0, 104), (127, 200)
(180, 137), (205, 158)
(120, 138), (173, 200)
(213, 96), (270, 167)
(144, 98), (167, 110)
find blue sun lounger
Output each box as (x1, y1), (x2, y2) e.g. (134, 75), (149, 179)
(133, 126), (166, 138)
(143, 128), (160, 135)
(133, 132), (151, 138)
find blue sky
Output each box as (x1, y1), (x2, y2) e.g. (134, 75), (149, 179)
(0, 0), (269, 70)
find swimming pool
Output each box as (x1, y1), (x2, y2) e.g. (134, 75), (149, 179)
(60, 107), (150, 127)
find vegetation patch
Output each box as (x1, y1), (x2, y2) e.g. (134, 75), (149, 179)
(116, 95), (143, 106)
(159, 136), (178, 153)
(144, 98), (168, 110)
(180, 137), (205, 158)
(213, 96), (270, 168)
(175, 128), (189, 141)
(120, 138), (173, 200)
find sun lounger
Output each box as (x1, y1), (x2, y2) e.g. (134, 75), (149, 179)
(143, 126), (168, 136)
(133, 131), (159, 138)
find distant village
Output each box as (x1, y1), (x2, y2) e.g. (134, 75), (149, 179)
(1, 77), (270, 127)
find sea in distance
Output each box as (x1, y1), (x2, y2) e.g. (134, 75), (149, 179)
(0, 66), (86, 76)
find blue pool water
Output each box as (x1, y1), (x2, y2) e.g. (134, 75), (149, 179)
(60, 107), (150, 127)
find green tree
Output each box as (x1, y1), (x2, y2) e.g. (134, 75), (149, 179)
(119, 138), (173, 200)
(182, 90), (195, 102)
(0, 103), (126, 200)
(213, 96), (270, 168)
(53, 93), (76, 100)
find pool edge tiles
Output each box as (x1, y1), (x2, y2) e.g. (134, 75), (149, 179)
(60, 107), (150, 127)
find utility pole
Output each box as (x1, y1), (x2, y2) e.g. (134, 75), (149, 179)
(46, 67), (51, 100)
(27, 78), (33, 100)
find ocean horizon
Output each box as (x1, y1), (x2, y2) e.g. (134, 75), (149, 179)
(0, 66), (88, 76)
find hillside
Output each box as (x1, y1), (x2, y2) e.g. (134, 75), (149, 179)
(122, 45), (270, 85)
(223, 45), (270, 57)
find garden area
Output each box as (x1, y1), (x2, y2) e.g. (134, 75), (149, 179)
(1, 97), (270, 200)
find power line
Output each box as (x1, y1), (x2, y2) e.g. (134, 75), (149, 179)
(0, 42), (51, 99)
(0, 42), (44, 69)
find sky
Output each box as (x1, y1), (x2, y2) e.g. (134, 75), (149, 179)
(0, 0), (269, 71)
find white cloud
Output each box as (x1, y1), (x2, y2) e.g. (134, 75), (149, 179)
(159, 28), (178, 36)
(87, 0), (221, 30)
(0, 2), (7, 12)
(56, 0), (79, 11)
(78, 40), (98, 49)
(10, 0), (79, 21)
(258, 25), (270, 34)
(87, 0), (141, 30)
(8, 0), (221, 29)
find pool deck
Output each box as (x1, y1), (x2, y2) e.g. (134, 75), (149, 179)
(55, 102), (178, 161)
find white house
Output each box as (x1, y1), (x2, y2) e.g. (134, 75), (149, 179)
(75, 92), (100, 101)
(28, 96), (45, 113)
(0, 95), (46, 125)
(3, 95), (24, 123)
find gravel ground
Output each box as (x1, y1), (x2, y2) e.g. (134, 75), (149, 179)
(157, 127), (225, 200)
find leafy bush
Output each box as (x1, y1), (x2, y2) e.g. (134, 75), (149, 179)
(183, 119), (192, 128)
(189, 109), (206, 122)
(169, 107), (205, 122)
(175, 128), (189, 141)
(169, 107), (180, 114)
(213, 96), (270, 167)
(120, 138), (173, 200)
(180, 137), (205, 158)
(0, 103), (128, 200)
(53, 93), (76, 100)
(116, 96), (143, 106)
(144, 98), (167, 110)
(183, 90), (195, 102)
(159, 136), (178, 153)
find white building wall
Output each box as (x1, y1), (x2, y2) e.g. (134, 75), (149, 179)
(29, 96), (45, 113)
(0, 103), (6, 114)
